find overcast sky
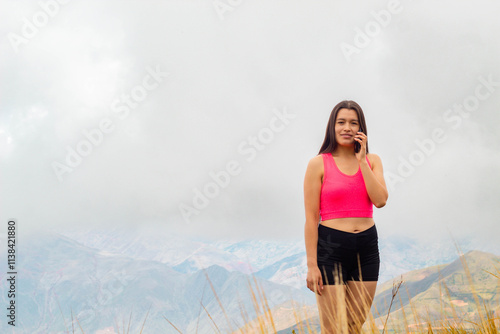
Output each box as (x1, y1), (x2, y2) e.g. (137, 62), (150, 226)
(1, 0), (499, 252)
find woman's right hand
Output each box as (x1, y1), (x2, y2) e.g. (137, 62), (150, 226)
(306, 266), (324, 295)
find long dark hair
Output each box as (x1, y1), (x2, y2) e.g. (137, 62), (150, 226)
(318, 100), (369, 155)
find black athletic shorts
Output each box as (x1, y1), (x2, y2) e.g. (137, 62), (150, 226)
(316, 223), (380, 285)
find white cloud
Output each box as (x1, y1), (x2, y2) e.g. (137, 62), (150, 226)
(0, 0), (499, 256)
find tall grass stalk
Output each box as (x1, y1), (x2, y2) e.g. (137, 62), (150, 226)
(56, 250), (499, 333)
(164, 253), (500, 333)
(382, 277), (403, 334)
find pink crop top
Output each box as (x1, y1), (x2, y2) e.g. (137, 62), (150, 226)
(319, 153), (373, 220)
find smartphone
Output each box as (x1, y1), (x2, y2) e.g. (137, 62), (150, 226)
(354, 129), (363, 153)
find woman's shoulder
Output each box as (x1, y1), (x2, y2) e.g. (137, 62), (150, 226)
(309, 153), (324, 164)
(306, 154), (325, 170)
(366, 153), (381, 160)
(366, 153), (383, 168)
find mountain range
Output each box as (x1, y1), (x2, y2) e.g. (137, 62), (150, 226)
(0, 227), (498, 333)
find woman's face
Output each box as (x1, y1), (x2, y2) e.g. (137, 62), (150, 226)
(335, 108), (360, 146)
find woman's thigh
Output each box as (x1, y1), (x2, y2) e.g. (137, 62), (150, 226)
(316, 285), (348, 333)
(345, 281), (378, 315)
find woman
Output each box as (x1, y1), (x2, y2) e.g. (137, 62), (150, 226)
(303, 100), (388, 333)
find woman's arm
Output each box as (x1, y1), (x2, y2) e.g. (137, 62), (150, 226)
(361, 153), (389, 208)
(303, 155), (322, 268)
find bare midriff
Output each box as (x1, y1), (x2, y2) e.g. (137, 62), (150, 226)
(319, 217), (375, 233)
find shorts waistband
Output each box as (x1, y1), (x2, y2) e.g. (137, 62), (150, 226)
(318, 223), (376, 236)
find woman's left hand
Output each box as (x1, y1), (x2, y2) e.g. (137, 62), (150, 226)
(354, 131), (367, 162)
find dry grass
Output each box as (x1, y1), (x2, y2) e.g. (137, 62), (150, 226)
(165, 252), (498, 334)
(60, 252), (499, 333)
